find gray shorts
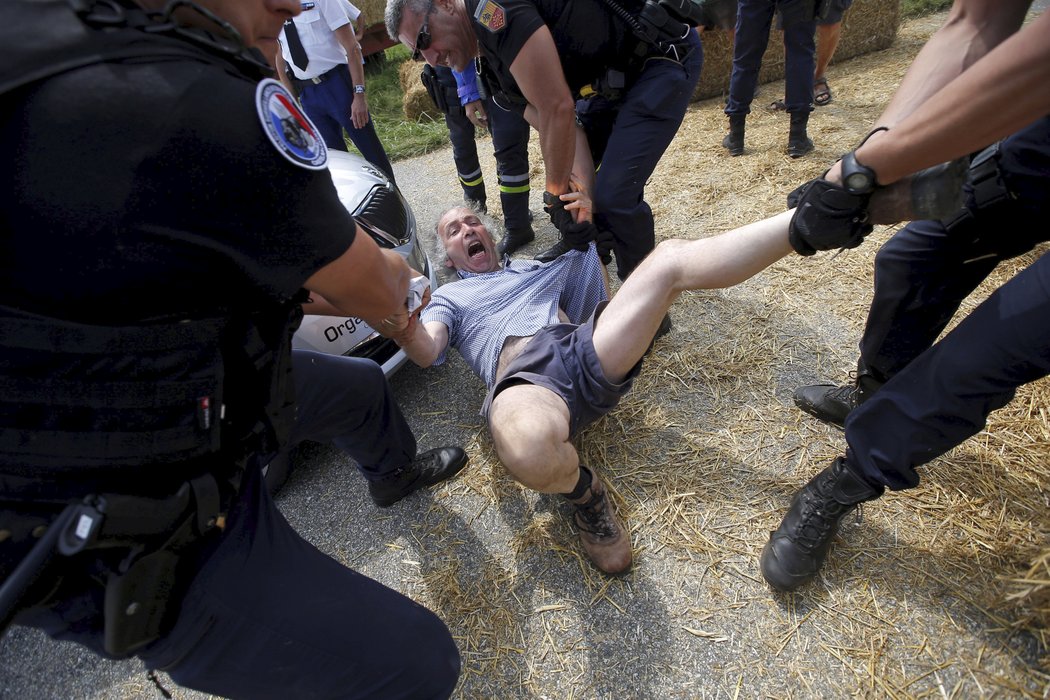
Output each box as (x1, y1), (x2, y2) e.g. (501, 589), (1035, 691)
(481, 302), (642, 437)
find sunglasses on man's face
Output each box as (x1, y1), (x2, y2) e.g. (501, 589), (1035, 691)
(411, 0), (436, 61)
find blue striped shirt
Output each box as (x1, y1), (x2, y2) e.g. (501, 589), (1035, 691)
(422, 245), (608, 387)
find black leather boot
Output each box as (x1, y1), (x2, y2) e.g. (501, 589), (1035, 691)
(793, 359), (884, 428)
(722, 114), (745, 156)
(761, 457), (883, 591)
(787, 112), (814, 158)
(367, 447), (469, 507)
(496, 224), (535, 257)
(535, 237), (572, 262)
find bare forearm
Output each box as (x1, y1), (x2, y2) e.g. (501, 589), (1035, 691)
(346, 38), (366, 86)
(392, 321), (446, 368)
(532, 101), (577, 195)
(306, 239), (411, 324)
(875, 1), (1028, 127)
(860, 9), (1050, 184)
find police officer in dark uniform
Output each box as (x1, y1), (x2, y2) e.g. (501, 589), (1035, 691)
(422, 62), (536, 256)
(759, 0), (1050, 592)
(386, 0), (703, 284)
(722, 0), (817, 158)
(1, 0), (463, 696)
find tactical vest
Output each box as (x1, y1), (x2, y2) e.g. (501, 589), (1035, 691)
(0, 0), (301, 497)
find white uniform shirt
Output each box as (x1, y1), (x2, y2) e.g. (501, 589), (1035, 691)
(279, 0), (359, 79)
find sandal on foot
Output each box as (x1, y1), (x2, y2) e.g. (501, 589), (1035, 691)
(813, 77), (832, 106)
(767, 99), (787, 112)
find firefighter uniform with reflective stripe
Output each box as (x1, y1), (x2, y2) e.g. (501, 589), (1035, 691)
(432, 63), (532, 233)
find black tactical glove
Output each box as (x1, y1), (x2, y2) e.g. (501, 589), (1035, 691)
(563, 219), (597, 251)
(786, 177), (817, 209)
(544, 192), (575, 237)
(788, 177), (874, 256)
(595, 227), (614, 265)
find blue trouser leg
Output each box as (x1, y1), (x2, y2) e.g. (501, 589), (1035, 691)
(444, 105), (485, 204)
(138, 465), (461, 699)
(845, 251), (1050, 491)
(858, 118), (1050, 380)
(859, 218), (1011, 380)
(488, 100), (531, 230)
(781, 11), (816, 112)
(290, 350), (416, 480)
(725, 0), (775, 115)
(300, 67), (397, 184)
(582, 31), (703, 279)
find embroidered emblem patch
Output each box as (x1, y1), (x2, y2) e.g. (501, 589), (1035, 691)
(256, 79), (327, 170)
(474, 0), (506, 32)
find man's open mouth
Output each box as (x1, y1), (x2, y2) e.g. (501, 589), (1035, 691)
(467, 240), (485, 257)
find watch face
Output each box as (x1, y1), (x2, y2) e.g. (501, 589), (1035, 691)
(846, 172), (871, 192)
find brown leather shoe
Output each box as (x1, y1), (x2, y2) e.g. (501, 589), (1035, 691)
(569, 469), (633, 575)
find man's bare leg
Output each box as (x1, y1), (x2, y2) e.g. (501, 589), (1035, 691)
(489, 384), (578, 493)
(489, 383), (633, 574)
(815, 22), (844, 84)
(592, 209), (794, 381)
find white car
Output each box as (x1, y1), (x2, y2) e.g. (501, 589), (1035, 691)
(292, 150), (437, 376)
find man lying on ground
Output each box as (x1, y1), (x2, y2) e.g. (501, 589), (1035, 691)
(389, 185), (850, 575)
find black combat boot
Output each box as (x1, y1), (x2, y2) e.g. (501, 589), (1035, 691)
(787, 112), (814, 158)
(535, 237), (572, 262)
(761, 458), (883, 591)
(496, 224), (535, 257)
(367, 447), (469, 507)
(722, 114), (745, 156)
(793, 360), (884, 428)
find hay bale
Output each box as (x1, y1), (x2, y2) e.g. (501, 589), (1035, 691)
(352, 0), (387, 30)
(403, 82), (442, 121)
(398, 59), (422, 93)
(693, 0), (900, 101)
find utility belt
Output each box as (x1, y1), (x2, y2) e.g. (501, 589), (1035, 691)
(289, 64), (345, 93)
(944, 141), (1016, 231)
(0, 471), (234, 656)
(578, 0), (697, 100)
(420, 64), (460, 115)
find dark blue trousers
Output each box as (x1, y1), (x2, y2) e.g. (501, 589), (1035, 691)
(290, 350), (416, 481)
(725, 0), (815, 115)
(137, 463), (461, 699)
(17, 351), (460, 697)
(299, 65), (396, 184)
(577, 31), (703, 279)
(844, 117), (1050, 491)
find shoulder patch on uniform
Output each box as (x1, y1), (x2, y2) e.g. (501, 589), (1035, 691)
(473, 0), (506, 32)
(256, 79), (327, 170)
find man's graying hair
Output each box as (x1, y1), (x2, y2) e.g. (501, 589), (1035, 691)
(385, 0), (433, 41)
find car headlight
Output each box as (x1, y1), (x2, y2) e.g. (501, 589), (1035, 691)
(353, 184), (414, 248)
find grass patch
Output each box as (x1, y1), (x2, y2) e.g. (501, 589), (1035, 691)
(361, 44), (450, 162)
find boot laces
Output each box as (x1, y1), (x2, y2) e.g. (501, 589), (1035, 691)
(793, 472), (852, 551)
(575, 490), (618, 539)
(825, 382), (859, 409)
